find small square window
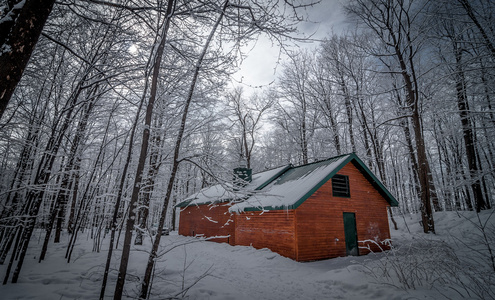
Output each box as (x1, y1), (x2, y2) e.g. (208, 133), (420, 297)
(332, 174), (350, 197)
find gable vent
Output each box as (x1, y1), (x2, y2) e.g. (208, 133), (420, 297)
(332, 174), (350, 197)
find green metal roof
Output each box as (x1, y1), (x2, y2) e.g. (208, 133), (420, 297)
(233, 153), (398, 212)
(177, 153), (399, 211)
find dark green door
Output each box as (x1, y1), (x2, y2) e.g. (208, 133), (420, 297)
(343, 212), (359, 256)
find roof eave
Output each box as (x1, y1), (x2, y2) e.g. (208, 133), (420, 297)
(242, 204), (295, 212)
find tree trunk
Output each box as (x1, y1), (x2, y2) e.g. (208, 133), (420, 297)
(347, 0), (437, 232)
(0, 46), (60, 261)
(322, 97), (341, 155)
(338, 76), (356, 153)
(9, 69), (89, 282)
(135, 115), (166, 245)
(0, 0), (56, 119)
(300, 97), (309, 165)
(453, 41), (486, 212)
(139, 2), (228, 297)
(99, 94), (144, 295)
(39, 89), (97, 261)
(457, 0), (495, 58)
(113, 1), (175, 298)
(393, 43), (435, 232)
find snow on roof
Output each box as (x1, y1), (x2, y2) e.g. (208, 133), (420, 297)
(178, 153), (397, 211)
(178, 164), (291, 207)
(181, 184), (238, 207)
(230, 155), (350, 212)
(250, 164), (291, 190)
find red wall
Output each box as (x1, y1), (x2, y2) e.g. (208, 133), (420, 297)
(178, 203), (236, 245)
(295, 162), (392, 261)
(178, 162), (393, 261)
(234, 210), (297, 259)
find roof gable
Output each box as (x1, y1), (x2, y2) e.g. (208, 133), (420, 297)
(230, 153), (398, 212)
(347, 154), (399, 208)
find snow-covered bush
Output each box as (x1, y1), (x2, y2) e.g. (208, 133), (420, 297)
(360, 211), (495, 299)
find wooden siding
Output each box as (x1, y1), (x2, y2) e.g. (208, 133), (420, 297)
(295, 162), (392, 261)
(178, 203), (236, 245)
(235, 210), (297, 260)
(178, 161), (393, 262)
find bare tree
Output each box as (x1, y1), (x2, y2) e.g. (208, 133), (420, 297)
(227, 87), (273, 169)
(307, 59), (342, 156)
(456, 0), (495, 58)
(275, 50), (319, 165)
(139, 2), (232, 297)
(320, 35), (358, 153)
(430, 1), (492, 212)
(113, 1), (176, 298)
(346, 0), (437, 233)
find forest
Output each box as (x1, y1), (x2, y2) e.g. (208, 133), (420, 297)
(0, 0), (494, 299)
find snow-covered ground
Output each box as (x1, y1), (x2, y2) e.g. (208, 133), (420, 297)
(1, 210), (494, 299)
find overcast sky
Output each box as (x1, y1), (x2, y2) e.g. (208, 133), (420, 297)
(233, 0), (348, 93)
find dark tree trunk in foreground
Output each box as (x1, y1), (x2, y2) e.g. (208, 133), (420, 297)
(139, 2), (228, 298)
(99, 34), (153, 299)
(113, 1), (175, 299)
(0, 0), (56, 119)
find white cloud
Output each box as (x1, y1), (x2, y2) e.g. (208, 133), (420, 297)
(233, 0), (347, 93)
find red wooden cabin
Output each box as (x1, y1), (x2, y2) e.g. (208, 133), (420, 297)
(177, 153), (398, 262)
